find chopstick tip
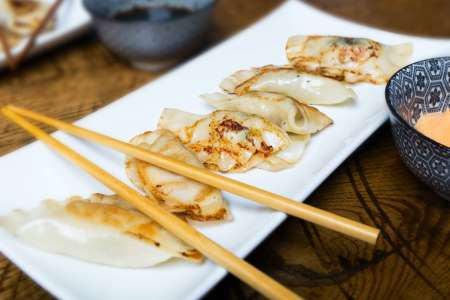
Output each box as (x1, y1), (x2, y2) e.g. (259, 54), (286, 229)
(1, 107), (18, 123)
(1, 105), (23, 119)
(2, 105), (21, 114)
(1, 106), (10, 114)
(1, 105), (14, 114)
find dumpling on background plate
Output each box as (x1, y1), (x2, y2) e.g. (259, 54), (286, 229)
(220, 65), (356, 105)
(0, 0), (55, 36)
(286, 35), (413, 84)
(0, 193), (203, 267)
(126, 130), (231, 222)
(158, 108), (309, 172)
(201, 92), (332, 134)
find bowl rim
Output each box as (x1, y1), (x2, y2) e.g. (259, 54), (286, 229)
(82, 0), (216, 22)
(385, 56), (450, 151)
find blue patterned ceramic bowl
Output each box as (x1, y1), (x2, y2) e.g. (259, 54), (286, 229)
(386, 57), (450, 200)
(83, 0), (215, 71)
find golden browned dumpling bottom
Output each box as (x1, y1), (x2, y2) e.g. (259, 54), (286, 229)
(126, 129), (231, 222)
(0, 194), (203, 267)
(286, 35), (412, 84)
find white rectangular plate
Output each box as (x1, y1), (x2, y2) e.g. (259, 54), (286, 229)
(1, 1), (450, 299)
(0, 0), (90, 69)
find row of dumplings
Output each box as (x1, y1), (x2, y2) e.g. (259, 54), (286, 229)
(0, 35), (412, 267)
(157, 35), (412, 172)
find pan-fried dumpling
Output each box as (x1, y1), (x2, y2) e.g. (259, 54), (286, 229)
(126, 130), (230, 222)
(158, 109), (308, 172)
(0, 194), (203, 267)
(220, 65), (356, 105)
(201, 92), (332, 134)
(0, 0), (54, 36)
(286, 35), (413, 84)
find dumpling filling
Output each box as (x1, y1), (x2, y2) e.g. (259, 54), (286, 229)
(158, 109), (307, 172)
(201, 92), (332, 134)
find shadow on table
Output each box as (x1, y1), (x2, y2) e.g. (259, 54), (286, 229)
(303, 0), (450, 38)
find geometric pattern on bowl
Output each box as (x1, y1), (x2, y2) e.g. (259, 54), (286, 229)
(386, 57), (450, 200)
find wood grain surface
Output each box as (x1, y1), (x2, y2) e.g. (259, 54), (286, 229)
(0, 1), (448, 299)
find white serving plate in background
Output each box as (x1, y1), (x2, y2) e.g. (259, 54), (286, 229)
(1, 1), (450, 299)
(0, 0), (90, 68)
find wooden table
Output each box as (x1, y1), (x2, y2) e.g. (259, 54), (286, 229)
(0, 1), (448, 299)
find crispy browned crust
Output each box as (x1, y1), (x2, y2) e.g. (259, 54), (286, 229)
(180, 249), (204, 261)
(287, 36), (385, 84)
(182, 207), (229, 222)
(65, 199), (203, 262)
(131, 158), (229, 221)
(126, 223), (203, 263)
(290, 63), (383, 84)
(65, 200), (150, 231)
(149, 189), (229, 222)
(184, 112), (282, 172)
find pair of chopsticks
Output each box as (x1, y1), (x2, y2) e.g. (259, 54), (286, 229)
(1, 106), (380, 300)
(5, 106), (380, 245)
(2, 106), (303, 300)
(0, 0), (63, 70)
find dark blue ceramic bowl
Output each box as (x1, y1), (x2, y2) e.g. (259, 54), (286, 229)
(386, 57), (450, 200)
(83, 0), (215, 71)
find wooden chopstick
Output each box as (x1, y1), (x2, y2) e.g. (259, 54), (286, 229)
(5, 105), (380, 245)
(13, 0), (63, 67)
(1, 107), (303, 300)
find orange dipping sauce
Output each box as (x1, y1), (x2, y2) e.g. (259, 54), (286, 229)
(415, 110), (450, 147)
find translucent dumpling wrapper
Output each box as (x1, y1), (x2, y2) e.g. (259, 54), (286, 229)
(220, 65), (356, 105)
(257, 133), (310, 171)
(0, 0), (55, 36)
(286, 35), (413, 84)
(0, 194), (203, 267)
(126, 129), (231, 222)
(158, 108), (308, 172)
(201, 92), (332, 134)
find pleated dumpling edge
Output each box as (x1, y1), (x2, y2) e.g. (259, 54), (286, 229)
(219, 65), (356, 105)
(201, 92), (332, 134)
